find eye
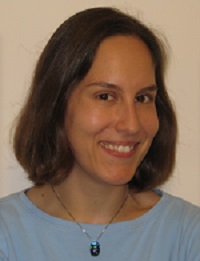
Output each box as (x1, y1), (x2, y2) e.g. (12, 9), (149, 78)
(135, 94), (154, 104)
(97, 93), (114, 101)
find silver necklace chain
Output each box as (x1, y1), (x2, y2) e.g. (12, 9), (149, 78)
(52, 185), (129, 242)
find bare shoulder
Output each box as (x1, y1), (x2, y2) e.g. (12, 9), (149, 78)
(132, 189), (161, 210)
(115, 189), (160, 222)
(26, 185), (50, 204)
(26, 185), (59, 216)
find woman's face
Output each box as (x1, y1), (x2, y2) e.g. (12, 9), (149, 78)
(65, 36), (159, 186)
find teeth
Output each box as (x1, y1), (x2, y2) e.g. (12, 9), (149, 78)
(100, 142), (134, 153)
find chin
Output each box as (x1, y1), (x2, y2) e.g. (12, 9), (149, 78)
(101, 171), (135, 186)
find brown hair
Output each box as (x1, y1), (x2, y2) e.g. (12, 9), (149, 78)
(13, 7), (177, 190)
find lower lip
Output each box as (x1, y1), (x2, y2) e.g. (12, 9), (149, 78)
(100, 144), (139, 158)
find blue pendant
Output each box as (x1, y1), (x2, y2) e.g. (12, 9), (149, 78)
(90, 241), (100, 256)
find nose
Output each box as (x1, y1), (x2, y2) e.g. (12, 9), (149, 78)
(115, 103), (141, 135)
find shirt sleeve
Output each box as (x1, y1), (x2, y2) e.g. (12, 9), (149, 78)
(0, 220), (9, 261)
(180, 206), (200, 261)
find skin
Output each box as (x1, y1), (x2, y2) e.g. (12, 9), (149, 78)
(27, 36), (160, 224)
(65, 36), (159, 188)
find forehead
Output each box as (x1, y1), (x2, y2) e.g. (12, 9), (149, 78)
(99, 35), (151, 52)
(82, 35), (155, 86)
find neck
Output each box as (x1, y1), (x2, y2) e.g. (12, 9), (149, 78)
(52, 176), (129, 224)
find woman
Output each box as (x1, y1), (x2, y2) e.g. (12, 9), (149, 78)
(0, 7), (199, 260)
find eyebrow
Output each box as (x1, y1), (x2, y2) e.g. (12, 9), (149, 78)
(136, 85), (158, 94)
(86, 81), (158, 93)
(86, 82), (119, 89)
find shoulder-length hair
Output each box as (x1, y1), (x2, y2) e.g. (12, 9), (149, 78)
(13, 7), (177, 190)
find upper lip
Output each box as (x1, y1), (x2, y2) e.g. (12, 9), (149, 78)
(99, 141), (140, 153)
(99, 141), (140, 146)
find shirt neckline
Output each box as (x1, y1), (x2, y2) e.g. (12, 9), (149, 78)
(18, 188), (169, 231)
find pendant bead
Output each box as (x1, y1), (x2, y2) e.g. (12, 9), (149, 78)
(90, 241), (100, 256)
(52, 186), (129, 257)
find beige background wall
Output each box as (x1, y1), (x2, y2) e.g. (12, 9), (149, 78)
(0, 0), (200, 205)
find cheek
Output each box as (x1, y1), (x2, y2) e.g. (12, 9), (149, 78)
(89, 112), (103, 127)
(148, 116), (159, 138)
(66, 105), (110, 140)
(141, 112), (159, 138)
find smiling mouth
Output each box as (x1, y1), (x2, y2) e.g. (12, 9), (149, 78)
(99, 141), (139, 154)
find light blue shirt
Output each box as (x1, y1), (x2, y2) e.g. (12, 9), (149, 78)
(0, 189), (200, 260)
